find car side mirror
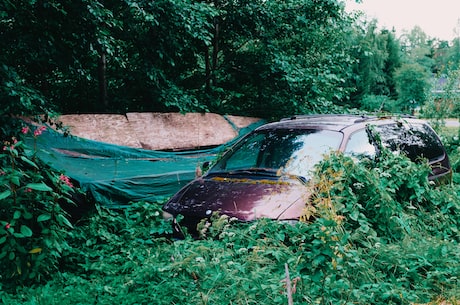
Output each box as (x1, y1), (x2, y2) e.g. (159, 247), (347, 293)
(195, 161), (211, 178)
(202, 161), (211, 171)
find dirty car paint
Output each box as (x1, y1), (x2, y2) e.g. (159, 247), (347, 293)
(163, 176), (311, 222)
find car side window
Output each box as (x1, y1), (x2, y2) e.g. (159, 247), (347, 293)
(344, 129), (376, 159)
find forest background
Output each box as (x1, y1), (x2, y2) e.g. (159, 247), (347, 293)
(1, 0), (460, 121)
(1, 0), (460, 304)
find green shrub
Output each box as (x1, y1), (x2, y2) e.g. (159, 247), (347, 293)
(304, 150), (460, 302)
(0, 125), (74, 285)
(438, 132), (460, 180)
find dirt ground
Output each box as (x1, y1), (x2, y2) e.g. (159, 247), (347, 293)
(56, 112), (262, 150)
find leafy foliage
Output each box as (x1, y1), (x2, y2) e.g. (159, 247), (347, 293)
(2, 0), (460, 303)
(1, 146), (460, 304)
(311, 150), (459, 242)
(347, 21), (401, 106)
(0, 125), (75, 284)
(204, 0), (356, 118)
(0, 0), (356, 118)
(394, 63), (431, 112)
(422, 68), (460, 120)
(1, 0), (459, 117)
(433, 129), (460, 185)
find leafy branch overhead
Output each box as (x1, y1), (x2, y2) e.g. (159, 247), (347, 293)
(2, 0), (458, 119)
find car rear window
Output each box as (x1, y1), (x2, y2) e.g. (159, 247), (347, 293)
(374, 123), (445, 162)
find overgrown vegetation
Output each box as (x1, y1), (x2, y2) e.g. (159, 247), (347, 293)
(2, 0), (460, 303)
(1, 129), (460, 304)
(0, 125), (75, 284)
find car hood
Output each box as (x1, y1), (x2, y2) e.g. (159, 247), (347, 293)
(163, 175), (312, 221)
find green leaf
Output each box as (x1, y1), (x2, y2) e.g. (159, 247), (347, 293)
(26, 182), (53, 192)
(57, 214), (73, 229)
(20, 156), (39, 169)
(10, 175), (20, 186)
(0, 236), (6, 244)
(37, 214), (52, 222)
(13, 210), (21, 220)
(20, 225), (33, 237)
(350, 210), (359, 221)
(0, 190), (11, 200)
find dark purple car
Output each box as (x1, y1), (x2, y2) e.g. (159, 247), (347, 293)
(163, 115), (452, 237)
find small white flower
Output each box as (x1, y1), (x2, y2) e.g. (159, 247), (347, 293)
(211, 257), (220, 264)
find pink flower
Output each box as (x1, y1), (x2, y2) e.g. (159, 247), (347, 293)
(59, 174), (74, 188)
(21, 126), (30, 134)
(5, 223), (10, 230)
(33, 126), (46, 137)
(2, 142), (14, 151)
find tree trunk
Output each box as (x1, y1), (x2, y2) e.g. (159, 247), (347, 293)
(205, 46), (211, 91)
(211, 18), (219, 86)
(98, 51), (108, 110)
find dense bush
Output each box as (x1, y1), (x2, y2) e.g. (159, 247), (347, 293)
(0, 125), (75, 285)
(1, 146), (459, 304)
(311, 150), (460, 243)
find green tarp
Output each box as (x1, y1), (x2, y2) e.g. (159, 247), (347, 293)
(27, 120), (265, 207)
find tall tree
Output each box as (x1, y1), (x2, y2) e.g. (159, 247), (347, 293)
(381, 29), (401, 99)
(432, 40), (452, 74)
(201, 0), (356, 118)
(0, 0), (126, 114)
(394, 62), (430, 113)
(345, 19), (401, 109)
(447, 37), (460, 71)
(399, 26), (434, 71)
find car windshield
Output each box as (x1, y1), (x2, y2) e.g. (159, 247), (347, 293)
(209, 129), (342, 180)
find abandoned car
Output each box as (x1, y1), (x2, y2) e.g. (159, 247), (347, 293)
(162, 114), (452, 236)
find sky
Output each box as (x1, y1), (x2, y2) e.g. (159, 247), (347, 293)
(345, 0), (460, 41)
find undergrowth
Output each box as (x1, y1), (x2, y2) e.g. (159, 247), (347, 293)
(1, 150), (460, 304)
(0, 125), (75, 285)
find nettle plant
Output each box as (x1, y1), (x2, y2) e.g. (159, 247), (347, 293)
(0, 125), (75, 284)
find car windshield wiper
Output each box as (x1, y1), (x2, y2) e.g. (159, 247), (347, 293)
(280, 174), (308, 185)
(207, 168), (308, 184)
(228, 168), (279, 176)
(229, 168), (309, 183)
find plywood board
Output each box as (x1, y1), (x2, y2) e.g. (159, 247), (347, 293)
(58, 114), (142, 148)
(56, 113), (261, 150)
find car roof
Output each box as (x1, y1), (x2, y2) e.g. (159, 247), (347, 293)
(257, 114), (424, 132)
